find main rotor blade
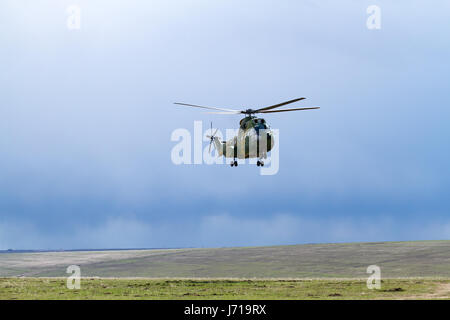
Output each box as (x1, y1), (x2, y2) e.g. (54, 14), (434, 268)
(255, 97), (306, 112)
(259, 107), (320, 114)
(174, 102), (239, 113)
(205, 111), (242, 114)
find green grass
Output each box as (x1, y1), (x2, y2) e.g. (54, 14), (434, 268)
(0, 278), (448, 300)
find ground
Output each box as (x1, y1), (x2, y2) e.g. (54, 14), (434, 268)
(2, 240), (450, 278)
(1, 240), (450, 299)
(1, 278), (449, 300)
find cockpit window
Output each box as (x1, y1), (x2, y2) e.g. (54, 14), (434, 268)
(253, 119), (267, 129)
(240, 117), (267, 129)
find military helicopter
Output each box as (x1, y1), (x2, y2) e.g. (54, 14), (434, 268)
(174, 98), (319, 167)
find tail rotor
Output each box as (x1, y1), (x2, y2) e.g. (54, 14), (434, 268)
(206, 121), (219, 154)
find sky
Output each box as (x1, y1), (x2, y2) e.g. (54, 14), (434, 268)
(1, 0), (450, 249)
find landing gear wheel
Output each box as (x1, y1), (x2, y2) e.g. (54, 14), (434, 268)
(230, 162), (234, 167)
(257, 160), (264, 167)
(234, 160), (238, 167)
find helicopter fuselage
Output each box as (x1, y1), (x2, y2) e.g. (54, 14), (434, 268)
(212, 116), (274, 160)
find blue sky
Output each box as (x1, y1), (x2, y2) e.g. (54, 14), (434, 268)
(1, 0), (450, 249)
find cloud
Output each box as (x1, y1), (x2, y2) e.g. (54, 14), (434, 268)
(198, 214), (304, 246)
(1, 213), (450, 250)
(1, 0), (449, 249)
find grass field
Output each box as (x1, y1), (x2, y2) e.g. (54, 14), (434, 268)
(1, 240), (450, 299)
(1, 278), (449, 300)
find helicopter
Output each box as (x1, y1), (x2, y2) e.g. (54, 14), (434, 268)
(174, 98), (319, 167)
